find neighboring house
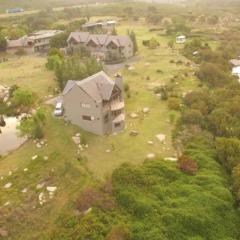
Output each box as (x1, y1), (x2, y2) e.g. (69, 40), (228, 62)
(67, 32), (133, 62)
(82, 20), (116, 33)
(230, 59), (240, 81)
(63, 71), (125, 135)
(7, 30), (63, 54)
(176, 35), (186, 44)
(6, 8), (24, 14)
(232, 66), (240, 80)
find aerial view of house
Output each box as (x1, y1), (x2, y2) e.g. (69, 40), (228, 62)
(7, 30), (63, 54)
(63, 71), (125, 135)
(67, 32), (133, 62)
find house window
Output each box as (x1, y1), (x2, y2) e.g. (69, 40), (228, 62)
(104, 114), (109, 123)
(81, 103), (91, 108)
(82, 115), (94, 121)
(114, 122), (121, 128)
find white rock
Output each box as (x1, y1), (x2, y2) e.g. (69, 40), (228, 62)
(143, 107), (150, 113)
(47, 186), (57, 192)
(36, 143), (42, 148)
(3, 201), (10, 207)
(130, 113), (139, 119)
(106, 149), (111, 153)
(164, 157), (178, 162)
(36, 183), (45, 190)
(4, 182), (12, 189)
(147, 153), (156, 159)
(0, 176), (3, 180)
(8, 171), (12, 176)
(22, 188), (28, 193)
(156, 134), (166, 143)
(32, 155), (38, 160)
(44, 156), (49, 161)
(75, 133), (81, 137)
(23, 168), (28, 172)
(148, 141), (154, 145)
(84, 207), (92, 215)
(72, 136), (81, 145)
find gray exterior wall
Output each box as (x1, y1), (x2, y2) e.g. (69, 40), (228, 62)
(63, 85), (106, 135)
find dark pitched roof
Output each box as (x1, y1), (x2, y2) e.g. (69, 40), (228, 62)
(67, 32), (132, 47)
(63, 71), (116, 102)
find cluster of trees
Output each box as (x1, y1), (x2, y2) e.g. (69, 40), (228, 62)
(176, 32), (240, 206)
(46, 49), (102, 89)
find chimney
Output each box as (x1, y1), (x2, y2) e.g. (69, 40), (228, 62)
(115, 73), (123, 92)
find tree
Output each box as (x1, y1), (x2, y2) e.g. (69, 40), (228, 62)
(0, 34), (7, 52)
(196, 63), (231, 87)
(18, 108), (46, 139)
(12, 89), (34, 107)
(50, 32), (68, 48)
(128, 30), (138, 54)
(216, 137), (240, 172)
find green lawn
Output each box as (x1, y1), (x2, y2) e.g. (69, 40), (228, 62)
(0, 55), (56, 97)
(0, 20), (198, 239)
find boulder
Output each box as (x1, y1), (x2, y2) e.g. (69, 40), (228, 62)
(147, 153), (156, 159)
(164, 157), (178, 162)
(32, 155), (38, 160)
(130, 130), (139, 136)
(36, 183), (45, 190)
(147, 141), (154, 145)
(0, 228), (8, 238)
(22, 188), (28, 193)
(72, 136), (81, 145)
(4, 183), (12, 189)
(47, 186), (57, 192)
(156, 134), (166, 143)
(130, 113), (139, 119)
(143, 107), (150, 113)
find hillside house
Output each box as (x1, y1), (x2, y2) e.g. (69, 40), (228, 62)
(63, 71), (125, 135)
(7, 30), (63, 54)
(67, 32), (133, 62)
(82, 20), (116, 33)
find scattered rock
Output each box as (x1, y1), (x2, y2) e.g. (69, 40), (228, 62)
(39, 192), (46, 206)
(36, 183), (45, 190)
(47, 186), (57, 192)
(147, 153), (156, 159)
(143, 107), (150, 113)
(32, 155), (38, 160)
(4, 182), (12, 189)
(3, 201), (10, 207)
(130, 130), (139, 136)
(0, 228), (8, 237)
(72, 136), (81, 145)
(84, 207), (92, 215)
(75, 133), (81, 137)
(148, 141), (154, 145)
(130, 113), (139, 119)
(164, 157), (178, 162)
(22, 188), (28, 193)
(36, 143), (42, 148)
(156, 134), (166, 144)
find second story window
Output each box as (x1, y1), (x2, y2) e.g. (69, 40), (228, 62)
(81, 103), (91, 108)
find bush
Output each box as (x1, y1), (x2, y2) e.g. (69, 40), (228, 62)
(168, 97), (181, 110)
(178, 155), (198, 175)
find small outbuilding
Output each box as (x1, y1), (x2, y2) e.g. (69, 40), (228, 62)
(176, 35), (186, 44)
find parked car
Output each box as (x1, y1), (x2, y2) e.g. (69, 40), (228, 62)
(54, 102), (64, 116)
